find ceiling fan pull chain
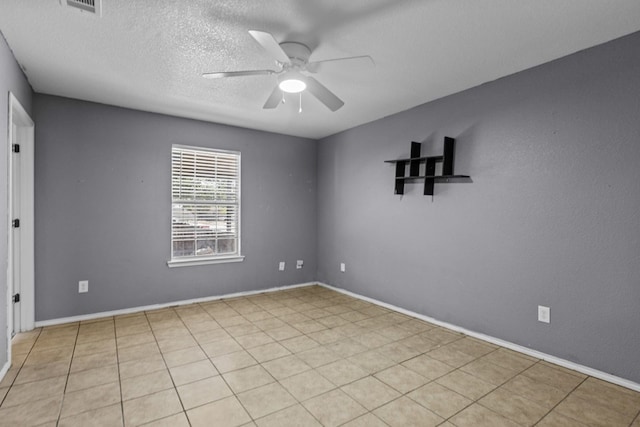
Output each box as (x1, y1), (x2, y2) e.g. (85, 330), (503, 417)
(299, 93), (302, 113)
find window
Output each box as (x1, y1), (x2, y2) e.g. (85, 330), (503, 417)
(168, 145), (243, 267)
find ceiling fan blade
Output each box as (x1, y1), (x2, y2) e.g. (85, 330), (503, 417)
(307, 55), (374, 73)
(202, 69), (276, 79)
(305, 76), (344, 112)
(263, 85), (282, 109)
(248, 30), (291, 64)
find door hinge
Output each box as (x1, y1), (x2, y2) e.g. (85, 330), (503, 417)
(12, 144), (20, 153)
(13, 293), (20, 303)
(12, 219), (20, 228)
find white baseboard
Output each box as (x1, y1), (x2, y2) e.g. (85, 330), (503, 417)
(34, 282), (316, 328)
(318, 282), (640, 393)
(31, 280), (640, 392)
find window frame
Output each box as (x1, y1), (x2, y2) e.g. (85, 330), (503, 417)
(167, 144), (244, 268)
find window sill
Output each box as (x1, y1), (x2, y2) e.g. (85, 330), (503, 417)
(167, 255), (245, 268)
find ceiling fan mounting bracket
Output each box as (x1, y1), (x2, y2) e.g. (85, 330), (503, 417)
(279, 42), (312, 66)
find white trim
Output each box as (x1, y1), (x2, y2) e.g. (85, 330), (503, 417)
(317, 282), (640, 392)
(167, 255), (245, 268)
(171, 144), (239, 156)
(34, 282), (316, 327)
(4, 137), (10, 380)
(31, 278), (640, 392)
(170, 144), (242, 264)
(5, 93), (35, 377)
(0, 360), (9, 384)
(15, 99), (35, 333)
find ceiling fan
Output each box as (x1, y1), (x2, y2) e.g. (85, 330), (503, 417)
(202, 30), (374, 112)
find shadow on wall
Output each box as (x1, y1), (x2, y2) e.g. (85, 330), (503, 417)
(454, 123), (480, 174)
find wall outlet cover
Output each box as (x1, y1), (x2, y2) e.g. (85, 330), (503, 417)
(340, 263), (346, 273)
(538, 305), (550, 323)
(278, 261), (285, 271)
(79, 280), (88, 293)
(296, 260), (303, 269)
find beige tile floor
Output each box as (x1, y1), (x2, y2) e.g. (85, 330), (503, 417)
(1, 285), (639, 426)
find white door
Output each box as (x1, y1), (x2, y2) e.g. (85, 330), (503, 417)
(11, 121), (21, 336)
(6, 93), (34, 344)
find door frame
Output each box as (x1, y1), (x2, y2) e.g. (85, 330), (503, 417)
(6, 92), (35, 360)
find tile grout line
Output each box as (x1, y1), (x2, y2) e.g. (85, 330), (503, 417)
(258, 291), (358, 426)
(249, 293), (340, 426)
(114, 316), (128, 427)
(182, 290), (632, 425)
(179, 300), (262, 425)
(531, 375), (588, 426)
(448, 352), (562, 425)
(56, 323), (79, 425)
(8, 286), (639, 427)
(6, 304), (475, 424)
(220, 295), (310, 424)
(168, 297), (300, 422)
(163, 299), (258, 419)
(267, 291), (412, 425)
(426, 347), (586, 426)
(145, 307), (194, 426)
(0, 328), (41, 407)
(369, 334), (505, 423)
(58, 319), (120, 424)
(227, 291), (347, 425)
(422, 347), (506, 425)
(196, 300), (260, 423)
(152, 307), (198, 426)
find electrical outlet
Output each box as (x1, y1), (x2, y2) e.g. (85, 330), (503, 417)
(538, 305), (550, 323)
(279, 261), (285, 271)
(296, 260), (303, 269)
(340, 262), (346, 273)
(79, 280), (89, 293)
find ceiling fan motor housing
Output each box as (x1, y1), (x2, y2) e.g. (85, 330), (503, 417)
(279, 42), (312, 67)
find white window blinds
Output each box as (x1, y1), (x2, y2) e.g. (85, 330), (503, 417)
(171, 145), (240, 261)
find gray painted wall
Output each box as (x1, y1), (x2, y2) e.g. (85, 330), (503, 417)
(34, 95), (316, 320)
(0, 32), (32, 371)
(317, 31), (640, 383)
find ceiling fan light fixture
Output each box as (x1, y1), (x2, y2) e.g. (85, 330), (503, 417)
(278, 73), (306, 93)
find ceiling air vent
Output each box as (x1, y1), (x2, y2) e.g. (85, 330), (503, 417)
(60, 0), (102, 16)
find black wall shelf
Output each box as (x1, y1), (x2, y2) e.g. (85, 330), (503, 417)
(384, 137), (470, 196)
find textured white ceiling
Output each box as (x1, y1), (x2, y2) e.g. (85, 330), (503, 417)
(1, 0), (640, 139)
